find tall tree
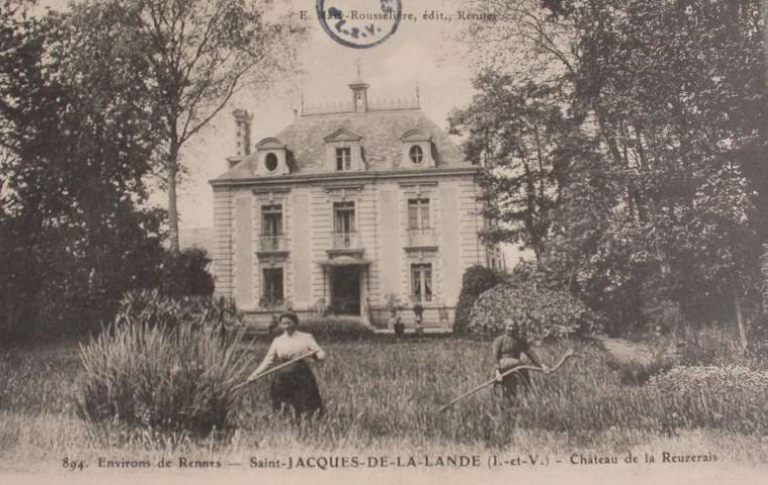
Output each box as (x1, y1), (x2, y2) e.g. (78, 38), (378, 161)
(449, 71), (581, 262)
(569, 0), (766, 330)
(762, 0), (768, 315)
(458, 0), (767, 334)
(0, 2), (166, 338)
(67, 0), (304, 251)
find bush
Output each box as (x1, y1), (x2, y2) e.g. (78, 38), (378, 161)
(453, 265), (502, 334)
(159, 248), (214, 298)
(469, 282), (595, 340)
(299, 316), (375, 339)
(0, 208), (166, 342)
(648, 365), (768, 434)
(116, 289), (241, 332)
(75, 297), (254, 434)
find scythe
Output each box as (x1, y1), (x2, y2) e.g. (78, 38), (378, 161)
(437, 349), (575, 413)
(232, 350), (318, 393)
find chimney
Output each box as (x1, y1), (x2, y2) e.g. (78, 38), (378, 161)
(232, 109), (253, 156)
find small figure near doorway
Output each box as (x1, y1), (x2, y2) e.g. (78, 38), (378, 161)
(413, 302), (424, 336)
(390, 308), (405, 338)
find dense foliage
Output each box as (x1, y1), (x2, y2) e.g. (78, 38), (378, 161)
(0, 3), (230, 341)
(453, 265), (503, 334)
(451, 0), (767, 336)
(116, 289), (241, 332)
(76, 294), (251, 434)
(648, 366), (768, 434)
(159, 248), (215, 298)
(0, 1), (165, 340)
(469, 283), (593, 340)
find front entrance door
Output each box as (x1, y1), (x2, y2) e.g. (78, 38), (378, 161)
(330, 266), (361, 315)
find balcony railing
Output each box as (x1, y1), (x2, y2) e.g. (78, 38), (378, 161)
(259, 296), (285, 309)
(331, 231), (360, 250)
(259, 234), (287, 252)
(407, 228), (437, 248)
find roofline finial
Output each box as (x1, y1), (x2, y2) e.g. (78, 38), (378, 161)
(416, 80), (420, 107)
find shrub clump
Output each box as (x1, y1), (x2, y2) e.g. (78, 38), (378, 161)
(648, 365), (768, 434)
(469, 283), (593, 340)
(75, 292), (254, 434)
(116, 289), (241, 332)
(159, 247), (215, 298)
(453, 265), (502, 334)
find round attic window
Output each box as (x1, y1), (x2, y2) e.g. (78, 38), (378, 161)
(265, 153), (278, 172)
(409, 145), (424, 164)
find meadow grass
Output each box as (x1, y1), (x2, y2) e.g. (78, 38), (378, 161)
(1, 335), (767, 471)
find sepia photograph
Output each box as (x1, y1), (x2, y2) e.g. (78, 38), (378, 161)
(1, 0), (767, 483)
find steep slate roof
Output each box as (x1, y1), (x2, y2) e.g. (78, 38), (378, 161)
(215, 107), (469, 180)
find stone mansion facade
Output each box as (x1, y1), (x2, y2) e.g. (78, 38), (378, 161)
(210, 79), (503, 329)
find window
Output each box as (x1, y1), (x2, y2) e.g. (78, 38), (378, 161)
(411, 263), (433, 302)
(261, 205), (282, 251)
(409, 145), (424, 164)
(262, 267), (284, 307)
(407, 198), (430, 230)
(333, 201), (355, 233)
(265, 153), (278, 172)
(336, 147), (352, 171)
(333, 201), (355, 249)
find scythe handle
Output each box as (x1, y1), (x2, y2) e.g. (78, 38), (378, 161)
(437, 349), (574, 413)
(233, 350), (318, 393)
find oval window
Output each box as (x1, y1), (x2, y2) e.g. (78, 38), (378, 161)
(265, 153), (278, 172)
(409, 145), (424, 164)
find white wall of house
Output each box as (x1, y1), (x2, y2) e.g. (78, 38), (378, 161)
(212, 172), (489, 329)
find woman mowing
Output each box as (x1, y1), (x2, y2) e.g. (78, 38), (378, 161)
(247, 312), (326, 417)
(493, 317), (549, 401)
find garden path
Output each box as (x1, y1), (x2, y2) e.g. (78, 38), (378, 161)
(596, 337), (655, 367)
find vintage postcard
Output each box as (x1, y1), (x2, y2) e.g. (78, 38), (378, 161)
(1, 0), (766, 484)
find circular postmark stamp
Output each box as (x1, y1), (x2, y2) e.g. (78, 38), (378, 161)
(316, 0), (402, 49)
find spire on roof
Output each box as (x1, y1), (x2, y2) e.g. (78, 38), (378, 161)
(349, 60), (369, 113)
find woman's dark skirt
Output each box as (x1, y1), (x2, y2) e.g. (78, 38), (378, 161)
(499, 369), (531, 400)
(270, 360), (323, 417)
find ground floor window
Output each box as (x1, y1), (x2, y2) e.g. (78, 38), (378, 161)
(261, 267), (284, 307)
(411, 263), (433, 302)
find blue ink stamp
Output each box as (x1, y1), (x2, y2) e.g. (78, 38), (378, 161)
(316, 0), (402, 49)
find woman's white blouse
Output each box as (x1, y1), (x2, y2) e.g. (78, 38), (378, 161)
(252, 331), (326, 377)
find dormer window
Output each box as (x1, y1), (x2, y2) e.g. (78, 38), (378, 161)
(325, 128), (363, 172)
(409, 145), (424, 164)
(400, 130), (435, 168)
(336, 147), (352, 171)
(254, 137), (290, 176)
(265, 153), (279, 172)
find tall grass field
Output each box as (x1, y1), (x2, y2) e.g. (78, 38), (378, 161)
(1, 335), (767, 473)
